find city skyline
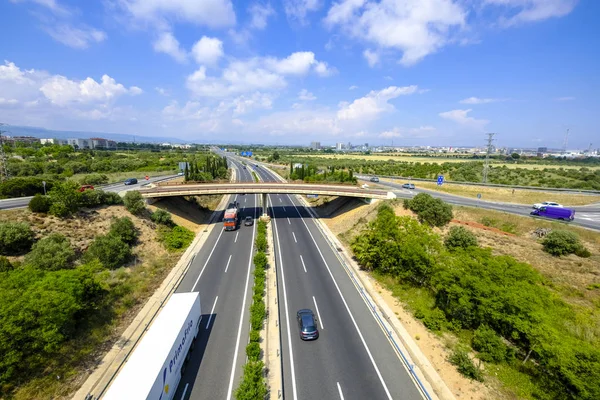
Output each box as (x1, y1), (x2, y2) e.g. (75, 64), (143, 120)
(0, 0), (598, 147)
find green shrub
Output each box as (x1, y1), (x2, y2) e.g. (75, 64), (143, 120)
(541, 230), (588, 257)
(472, 325), (512, 363)
(24, 234), (76, 271)
(109, 217), (138, 245)
(255, 235), (267, 252)
(79, 173), (109, 185)
(253, 252), (267, 269)
(84, 234), (132, 269)
(48, 181), (81, 217)
(150, 209), (173, 226)
(249, 330), (260, 343)
(79, 189), (104, 207)
(0, 222), (34, 255)
(0, 177), (56, 198)
(158, 226), (195, 251)
(480, 216), (497, 227)
(449, 347), (484, 381)
(250, 301), (266, 331)
(245, 342), (261, 361)
(405, 193), (453, 227)
(28, 193), (52, 213)
(444, 226), (478, 250)
(234, 361), (267, 400)
(102, 191), (123, 205)
(123, 190), (145, 215)
(422, 308), (447, 331)
(0, 256), (13, 272)
(574, 246), (592, 258)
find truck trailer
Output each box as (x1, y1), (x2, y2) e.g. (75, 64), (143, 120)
(103, 292), (202, 400)
(530, 206), (575, 221)
(223, 202), (239, 231)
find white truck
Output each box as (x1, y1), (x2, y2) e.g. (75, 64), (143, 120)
(103, 292), (202, 400)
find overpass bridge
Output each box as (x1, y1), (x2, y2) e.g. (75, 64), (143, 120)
(139, 182), (396, 213)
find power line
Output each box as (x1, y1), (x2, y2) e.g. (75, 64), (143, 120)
(482, 132), (496, 184)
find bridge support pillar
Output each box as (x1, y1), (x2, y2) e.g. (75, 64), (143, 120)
(262, 193), (268, 216)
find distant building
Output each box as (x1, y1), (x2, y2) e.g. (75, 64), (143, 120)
(2, 136), (38, 145)
(88, 138), (117, 149)
(336, 142), (344, 150)
(68, 138), (91, 149)
(310, 141), (320, 150)
(40, 138), (68, 145)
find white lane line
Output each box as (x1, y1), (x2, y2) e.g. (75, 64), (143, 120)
(191, 228), (225, 291)
(245, 197), (247, 203)
(292, 232), (297, 243)
(271, 196), (298, 400)
(226, 194), (258, 400)
(300, 255), (307, 273)
(224, 254), (232, 273)
(313, 296), (324, 329)
(287, 217), (291, 225)
(235, 231), (239, 243)
(286, 195), (393, 399)
(279, 197), (282, 202)
(282, 206), (286, 212)
(206, 296), (218, 329)
(337, 382), (344, 400)
(181, 383), (189, 400)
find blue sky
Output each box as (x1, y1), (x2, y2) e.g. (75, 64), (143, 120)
(0, 0), (597, 148)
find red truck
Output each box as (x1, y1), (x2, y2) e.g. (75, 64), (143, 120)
(223, 202), (239, 231)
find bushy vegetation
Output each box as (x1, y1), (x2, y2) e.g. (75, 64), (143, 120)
(28, 193), (52, 213)
(158, 225), (195, 251)
(84, 234), (132, 270)
(24, 234), (76, 271)
(0, 256), (13, 272)
(79, 173), (109, 185)
(150, 209), (173, 226)
(541, 230), (590, 257)
(288, 162), (357, 184)
(351, 203), (600, 399)
(109, 217), (139, 245)
(28, 182), (123, 216)
(184, 155), (228, 181)
(0, 177), (56, 199)
(404, 193), (453, 227)
(123, 190), (145, 215)
(236, 219), (268, 399)
(449, 346), (484, 382)
(0, 222), (35, 255)
(444, 226), (478, 250)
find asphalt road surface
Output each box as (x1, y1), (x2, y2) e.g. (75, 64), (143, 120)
(357, 176), (600, 232)
(253, 162), (426, 400)
(0, 174), (179, 210)
(174, 159), (258, 400)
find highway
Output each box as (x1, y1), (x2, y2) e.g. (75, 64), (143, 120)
(174, 160), (257, 400)
(358, 176), (600, 232)
(252, 163), (426, 400)
(0, 174), (179, 210)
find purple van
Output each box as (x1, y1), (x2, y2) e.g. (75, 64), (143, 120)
(530, 206), (575, 221)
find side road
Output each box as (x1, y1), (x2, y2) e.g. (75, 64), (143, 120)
(73, 170), (235, 400)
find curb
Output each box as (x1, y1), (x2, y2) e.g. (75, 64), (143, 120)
(265, 221), (283, 400)
(73, 169), (235, 400)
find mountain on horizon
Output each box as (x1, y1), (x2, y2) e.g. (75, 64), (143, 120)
(2, 125), (188, 144)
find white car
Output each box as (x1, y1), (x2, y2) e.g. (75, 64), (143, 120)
(533, 201), (563, 209)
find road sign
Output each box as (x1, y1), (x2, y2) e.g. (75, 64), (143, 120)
(145, 175), (149, 180)
(42, 180), (46, 195)
(437, 175), (444, 186)
(307, 194), (319, 198)
(247, 151), (253, 157)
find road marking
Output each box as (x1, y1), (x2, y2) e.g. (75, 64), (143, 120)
(287, 217), (291, 224)
(235, 231), (239, 243)
(226, 194), (258, 400)
(337, 382), (344, 400)
(292, 232), (297, 243)
(286, 195), (393, 400)
(271, 196), (298, 400)
(191, 228), (225, 291)
(300, 255), (307, 273)
(282, 206), (286, 212)
(245, 197), (247, 203)
(279, 197), (282, 202)
(206, 296), (218, 329)
(224, 254), (232, 273)
(181, 383), (189, 400)
(313, 296), (324, 329)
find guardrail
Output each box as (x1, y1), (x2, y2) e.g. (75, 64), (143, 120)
(357, 174), (600, 194)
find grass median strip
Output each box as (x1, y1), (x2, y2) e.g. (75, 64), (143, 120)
(235, 219), (268, 399)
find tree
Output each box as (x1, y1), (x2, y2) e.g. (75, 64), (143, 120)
(84, 234), (132, 269)
(28, 193), (52, 213)
(444, 226), (478, 250)
(123, 190), (145, 215)
(109, 217), (139, 245)
(405, 193), (453, 227)
(541, 230), (588, 257)
(0, 222), (34, 255)
(48, 181), (82, 217)
(511, 153), (520, 160)
(272, 151), (280, 161)
(151, 209), (173, 226)
(24, 234), (76, 271)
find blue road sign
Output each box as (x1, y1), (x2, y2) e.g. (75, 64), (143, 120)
(307, 194), (319, 198)
(437, 175), (444, 186)
(247, 151), (253, 157)
(240, 151), (247, 156)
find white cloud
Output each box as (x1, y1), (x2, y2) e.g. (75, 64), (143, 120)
(298, 89), (316, 101)
(229, 92), (274, 115)
(153, 31), (187, 63)
(283, 0), (322, 23)
(337, 85), (418, 120)
(117, 0), (236, 29)
(129, 86), (143, 95)
(249, 2), (275, 30)
(40, 74), (141, 106)
(349, 85), (358, 90)
(314, 61), (336, 77)
(0, 98), (19, 106)
(44, 24), (106, 49)
(10, 0), (70, 16)
(554, 96), (575, 101)
(155, 87), (168, 96)
(363, 49), (380, 67)
(325, 0), (466, 66)
(439, 109), (489, 129)
(379, 126), (436, 138)
(191, 36), (224, 66)
(459, 97), (505, 104)
(0, 61), (36, 84)
(266, 52), (316, 75)
(483, 0), (578, 26)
